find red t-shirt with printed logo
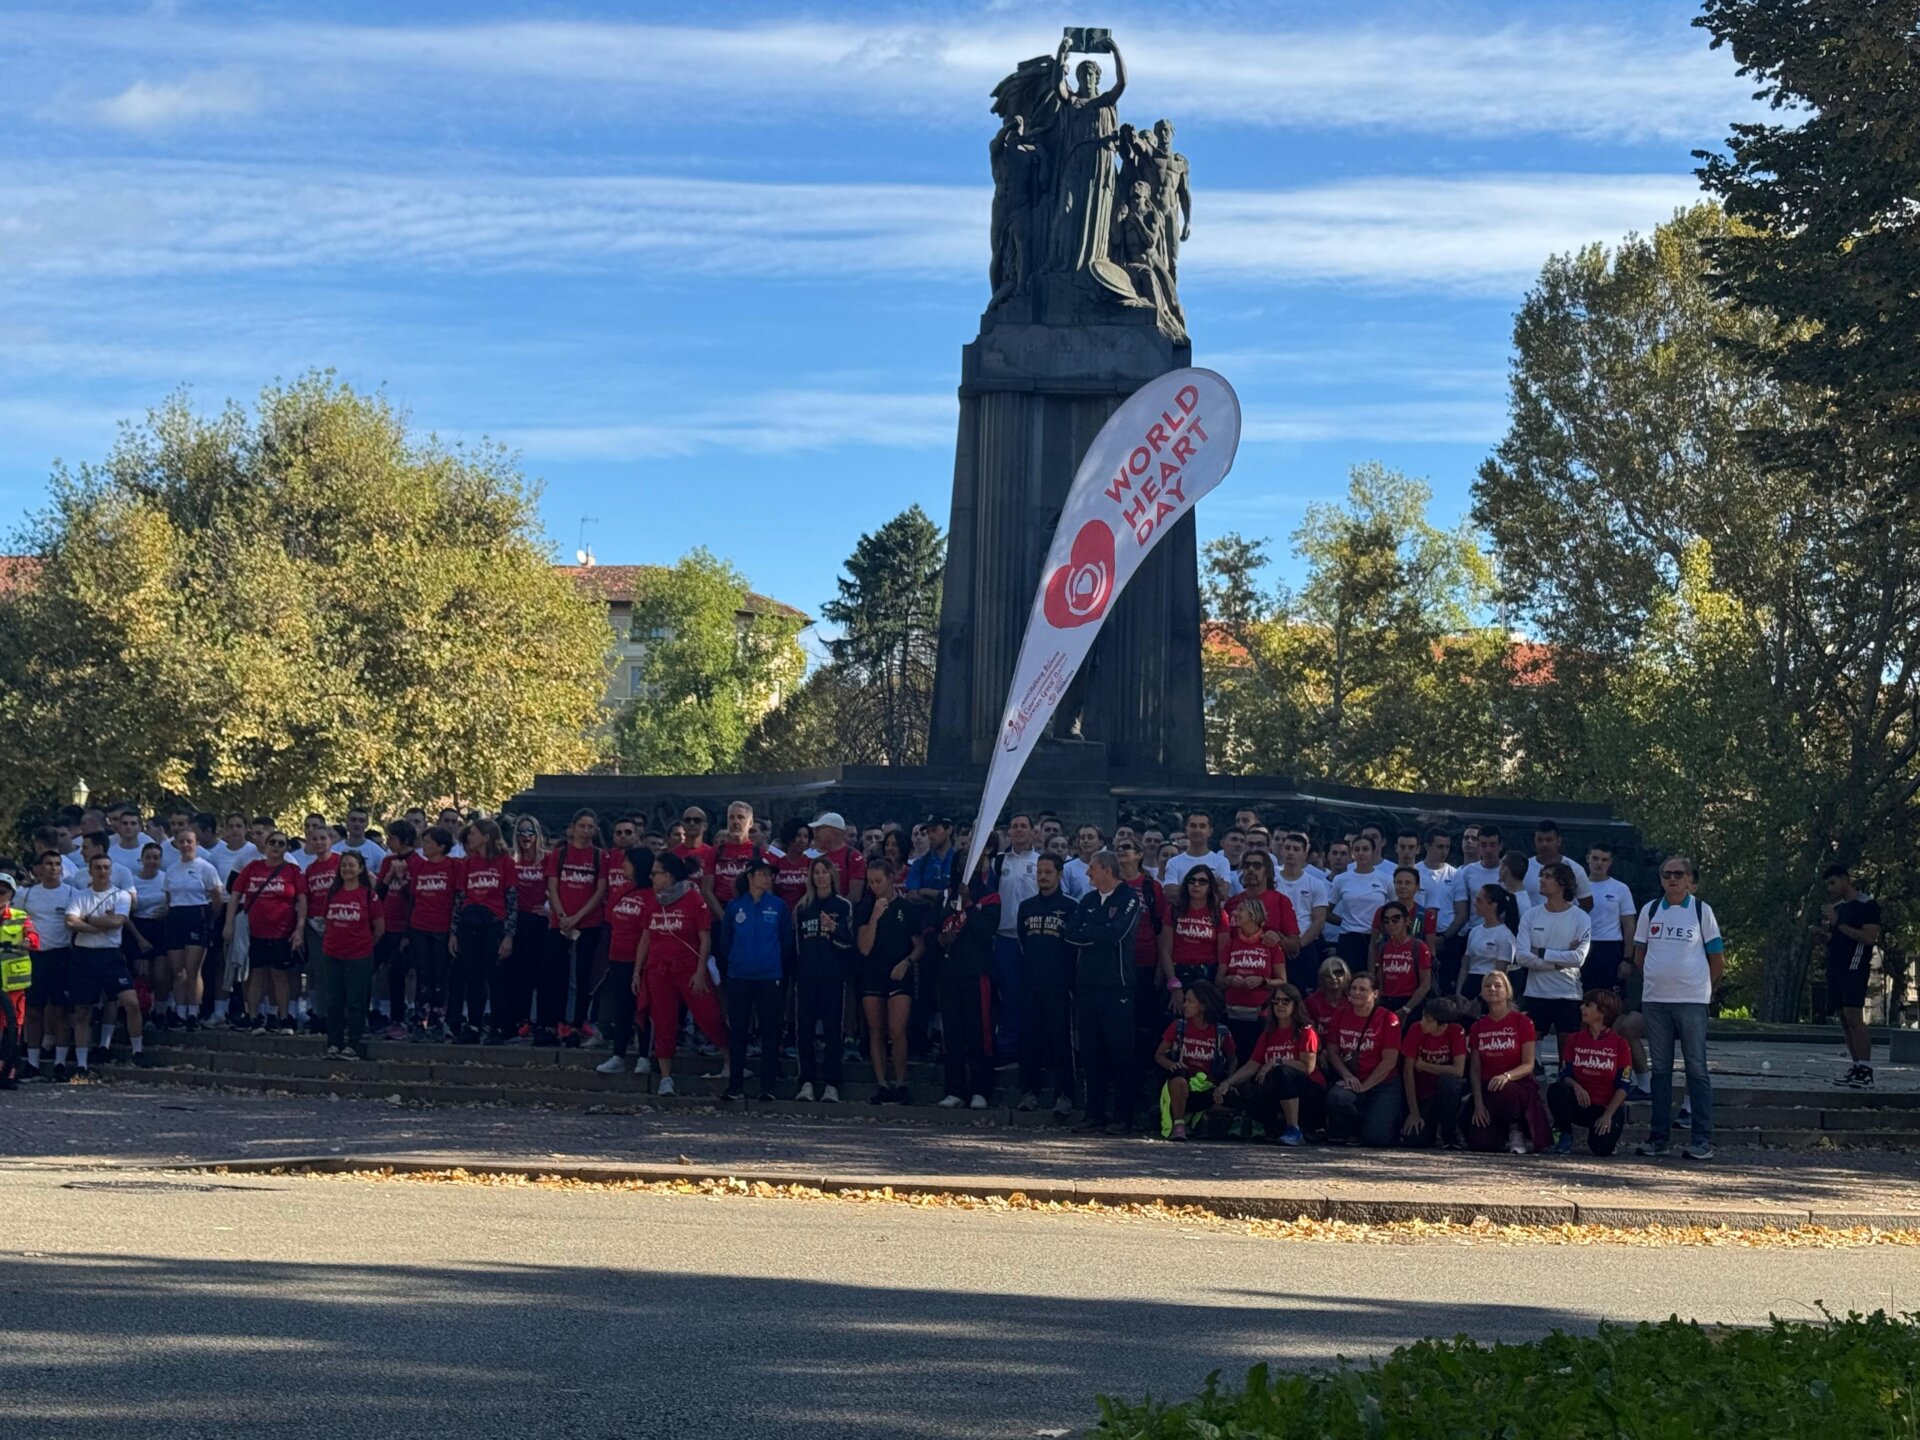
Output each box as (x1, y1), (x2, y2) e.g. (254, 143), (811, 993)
(1159, 1019), (1237, 1079)
(1328, 1004), (1401, 1077)
(459, 854), (514, 921)
(1469, 1009), (1537, 1077)
(1401, 1022), (1467, 1100)
(673, 842), (716, 879)
(323, 885), (378, 961)
(375, 853), (414, 934)
(710, 841), (759, 905)
(643, 887), (711, 969)
(513, 852), (549, 916)
(304, 853), (341, 920)
(1244, 888), (1300, 938)
(1305, 989), (1342, 1033)
(605, 886), (651, 964)
(234, 859), (305, 942)
(1169, 905), (1227, 971)
(1252, 1023), (1322, 1085)
(409, 854), (458, 935)
(772, 849), (811, 908)
(1563, 1028), (1632, 1100)
(546, 845), (605, 928)
(1124, 873), (1164, 968)
(1374, 938), (1432, 1000)
(602, 850), (639, 910)
(1221, 934), (1280, 1016)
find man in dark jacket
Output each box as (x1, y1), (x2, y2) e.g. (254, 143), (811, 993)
(936, 868), (999, 1109)
(1065, 851), (1144, 1132)
(1017, 854), (1077, 1116)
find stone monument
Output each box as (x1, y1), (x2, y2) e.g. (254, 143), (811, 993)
(928, 27), (1206, 779)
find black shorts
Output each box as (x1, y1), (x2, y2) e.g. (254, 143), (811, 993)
(123, 920), (163, 962)
(25, 946), (72, 1008)
(250, 936), (297, 971)
(1827, 956), (1870, 1011)
(857, 961), (912, 1000)
(1583, 939), (1625, 993)
(1335, 932), (1372, 973)
(165, 905), (212, 950)
(69, 947), (135, 1007)
(1525, 996), (1583, 1036)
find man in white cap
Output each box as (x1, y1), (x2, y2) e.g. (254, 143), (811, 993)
(809, 812), (865, 907)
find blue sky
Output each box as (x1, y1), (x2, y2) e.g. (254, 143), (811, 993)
(0, 1), (1749, 637)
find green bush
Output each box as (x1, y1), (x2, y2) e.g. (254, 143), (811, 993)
(1093, 1312), (1919, 1438)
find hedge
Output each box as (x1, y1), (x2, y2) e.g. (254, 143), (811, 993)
(1093, 1312), (1919, 1438)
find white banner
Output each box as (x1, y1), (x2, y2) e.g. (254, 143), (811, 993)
(962, 367), (1242, 883)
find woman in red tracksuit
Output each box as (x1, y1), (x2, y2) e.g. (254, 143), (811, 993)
(631, 849), (726, 1097)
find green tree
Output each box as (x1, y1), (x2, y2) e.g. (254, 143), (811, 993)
(1203, 465), (1501, 790)
(819, 505), (944, 767)
(740, 663), (888, 772)
(0, 374), (612, 821)
(1475, 200), (1920, 1017)
(613, 549), (806, 775)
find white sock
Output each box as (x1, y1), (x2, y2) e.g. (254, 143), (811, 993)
(75, 1046), (89, 1068)
(100, 1023), (116, 1050)
(376, 999), (391, 1017)
(54, 1046), (69, 1065)
(175, 1002), (191, 1019)
(130, 1035), (144, 1054)
(1633, 1068), (1650, 1089)
(26, 1047), (40, 1067)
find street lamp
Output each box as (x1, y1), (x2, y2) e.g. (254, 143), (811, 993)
(71, 777), (89, 808)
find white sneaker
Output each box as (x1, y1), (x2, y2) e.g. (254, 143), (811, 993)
(969, 1094), (988, 1110)
(657, 1076), (676, 1097)
(795, 1082), (816, 1102)
(1506, 1123), (1529, 1155)
(938, 1094), (964, 1108)
(595, 1055), (626, 1074)
(821, 1085), (840, 1104)
(632, 1055), (651, 1074)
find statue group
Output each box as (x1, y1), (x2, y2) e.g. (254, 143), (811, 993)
(987, 29), (1191, 342)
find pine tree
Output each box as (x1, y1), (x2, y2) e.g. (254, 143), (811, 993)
(819, 506), (945, 766)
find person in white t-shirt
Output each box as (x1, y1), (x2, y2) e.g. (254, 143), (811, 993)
(1583, 843), (1636, 993)
(77, 832), (134, 892)
(1517, 861), (1591, 1061)
(1161, 812), (1233, 890)
(1417, 826), (1460, 992)
(332, 806), (389, 872)
(20, 851), (81, 1081)
(1630, 856), (1721, 1161)
(108, 807), (168, 873)
(1458, 881), (1520, 1004)
(1060, 823), (1103, 900)
(162, 831), (227, 1028)
(207, 812), (262, 886)
(1273, 832), (1331, 993)
(65, 853), (144, 1075)
(1327, 835), (1393, 973)
(1524, 820), (1592, 906)
(1448, 825), (1505, 951)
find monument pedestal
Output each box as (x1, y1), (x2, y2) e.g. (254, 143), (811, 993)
(928, 314), (1202, 780)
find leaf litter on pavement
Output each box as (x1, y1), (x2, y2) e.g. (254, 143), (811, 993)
(215, 1165), (1920, 1250)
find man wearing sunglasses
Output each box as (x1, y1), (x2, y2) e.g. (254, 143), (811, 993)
(1630, 856), (1723, 1161)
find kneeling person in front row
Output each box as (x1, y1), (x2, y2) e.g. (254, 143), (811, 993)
(1323, 972), (1404, 1146)
(1216, 984), (1318, 1144)
(1399, 995), (1468, 1148)
(1547, 988), (1633, 1156)
(1155, 980), (1235, 1141)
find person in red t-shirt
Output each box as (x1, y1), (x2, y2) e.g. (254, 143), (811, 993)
(673, 805), (718, 882)
(373, 820), (418, 1038)
(593, 845), (653, 1071)
(1153, 981), (1235, 1141)
(499, 817), (550, 1041)
(1322, 973), (1404, 1146)
(1161, 867), (1229, 1008)
(407, 826), (460, 1038)
(632, 849), (727, 1094)
(1234, 851), (1300, 951)
(1371, 901), (1434, 1017)
(1466, 970), (1553, 1152)
(1216, 984), (1319, 1144)
(319, 851), (384, 1060)
(771, 821), (813, 910)
(707, 801), (761, 914)
(1370, 865), (1437, 954)
(228, 831), (308, 1032)
(450, 818), (515, 1043)
(1304, 954), (1352, 1037)
(1547, 987), (1633, 1156)
(1220, 899), (1282, 1061)
(1399, 995), (1468, 1148)
(1113, 838), (1168, 1092)
(544, 810), (608, 1043)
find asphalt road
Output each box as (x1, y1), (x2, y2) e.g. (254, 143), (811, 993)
(2, 1165), (1914, 1440)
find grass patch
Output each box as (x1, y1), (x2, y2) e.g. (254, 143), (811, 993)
(1094, 1312), (1920, 1438)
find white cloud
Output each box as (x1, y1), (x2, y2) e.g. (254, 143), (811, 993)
(84, 69), (261, 130)
(0, 162), (1700, 294)
(3, 12), (1748, 142)
(1239, 398), (1509, 446)
(493, 390), (957, 459)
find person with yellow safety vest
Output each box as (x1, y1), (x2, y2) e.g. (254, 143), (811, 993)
(0, 873), (41, 1091)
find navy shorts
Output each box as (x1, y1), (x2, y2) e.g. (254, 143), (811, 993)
(250, 936), (298, 971)
(25, 946), (72, 1008)
(165, 905), (213, 950)
(69, 947), (135, 1007)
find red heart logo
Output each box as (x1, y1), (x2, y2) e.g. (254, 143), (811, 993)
(1043, 520), (1115, 629)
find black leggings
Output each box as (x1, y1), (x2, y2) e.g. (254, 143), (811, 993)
(450, 909), (502, 1033)
(1547, 1078), (1626, 1156)
(498, 914), (548, 1034)
(542, 925), (606, 1029)
(412, 931), (451, 1015)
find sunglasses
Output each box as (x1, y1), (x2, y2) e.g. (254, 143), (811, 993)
(1661, 869), (1689, 879)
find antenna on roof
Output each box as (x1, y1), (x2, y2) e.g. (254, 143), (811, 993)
(576, 515), (599, 567)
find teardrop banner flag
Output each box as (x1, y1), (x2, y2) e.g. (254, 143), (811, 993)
(961, 367), (1242, 884)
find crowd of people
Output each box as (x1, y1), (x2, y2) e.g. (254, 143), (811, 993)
(0, 796), (1880, 1162)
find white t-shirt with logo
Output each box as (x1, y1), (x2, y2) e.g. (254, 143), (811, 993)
(1634, 896), (1721, 1005)
(1328, 866), (1393, 936)
(131, 872), (169, 919)
(65, 885), (132, 949)
(1416, 862), (1456, 927)
(1587, 877), (1636, 944)
(1452, 862), (1504, 932)
(109, 838), (163, 874)
(1518, 902), (1592, 1002)
(164, 857), (223, 907)
(1163, 850), (1233, 891)
(24, 881), (80, 948)
(208, 841), (262, 886)
(333, 838), (390, 872)
(1464, 921), (1518, 978)
(1272, 869), (1331, 938)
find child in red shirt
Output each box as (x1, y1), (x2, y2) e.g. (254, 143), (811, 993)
(1399, 995), (1468, 1148)
(1547, 987), (1633, 1156)
(1154, 980), (1236, 1141)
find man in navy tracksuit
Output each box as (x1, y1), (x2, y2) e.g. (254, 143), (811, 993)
(1017, 855), (1078, 1117)
(1065, 851), (1145, 1132)
(720, 860), (793, 1102)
